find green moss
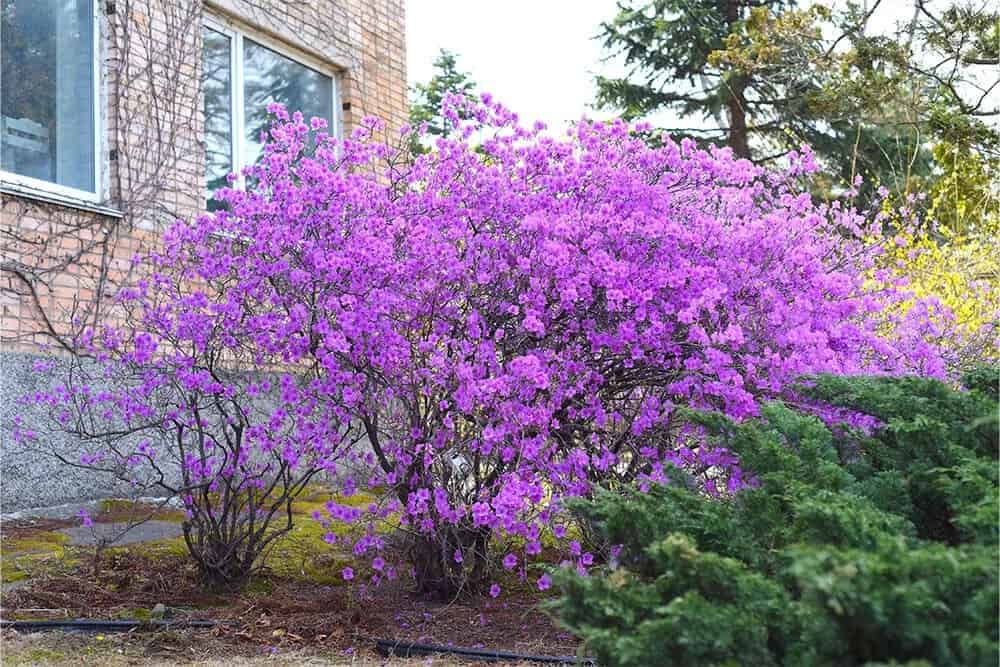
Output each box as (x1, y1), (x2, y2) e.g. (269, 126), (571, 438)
(243, 576), (276, 594)
(99, 498), (139, 514)
(4, 531), (70, 554)
(1, 530), (73, 583)
(91, 491), (371, 585)
(13, 648), (68, 665)
(97, 499), (185, 522)
(106, 535), (189, 559)
(111, 606), (152, 621)
(293, 489), (376, 513)
(261, 514), (354, 585)
(2, 568), (28, 583)
(1, 487), (392, 588)
(253, 488), (387, 583)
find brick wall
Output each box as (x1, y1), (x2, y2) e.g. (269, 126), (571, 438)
(1, 0), (408, 353)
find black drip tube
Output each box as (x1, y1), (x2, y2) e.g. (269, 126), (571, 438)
(0, 618), (216, 631)
(1, 619), (596, 664)
(374, 637), (596, 664)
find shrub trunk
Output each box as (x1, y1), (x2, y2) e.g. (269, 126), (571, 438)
(407, 526), (491, 599)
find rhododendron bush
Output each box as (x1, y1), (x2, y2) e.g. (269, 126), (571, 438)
(17, 96), (949, 596)
(13, 255), (369, 588)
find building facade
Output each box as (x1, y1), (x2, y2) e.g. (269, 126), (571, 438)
(0, 0), (407, 510)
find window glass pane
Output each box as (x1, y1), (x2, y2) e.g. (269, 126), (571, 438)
(242, 39), (333, 166)
(203, 27), (232, 210)
(1, 0), (95, 193)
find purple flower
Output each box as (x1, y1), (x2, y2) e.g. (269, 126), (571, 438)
(341, 567), (354, 581)
(537, 574), (552, 591)
(489, 583), (501, 598)
(15, 92), (948, 602)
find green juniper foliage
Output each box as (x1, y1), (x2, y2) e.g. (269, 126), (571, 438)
(551, 371), (998, 667)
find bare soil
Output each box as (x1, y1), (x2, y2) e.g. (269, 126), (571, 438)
(0, 628), (549, 666)
(1, 525), (581, 665)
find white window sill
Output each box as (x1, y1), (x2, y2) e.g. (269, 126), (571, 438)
(1, 182), (123, 219)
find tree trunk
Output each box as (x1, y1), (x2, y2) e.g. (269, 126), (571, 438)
(407, 526), (491, 600)
(727, 78), (751, 159)
(725, 0), (751, 159)
(183, 524), (255, 591)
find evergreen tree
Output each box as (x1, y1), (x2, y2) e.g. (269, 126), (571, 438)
(409, 49), (477, 154)
(597, 1), (999, 208)
(596, 0), (789, 159)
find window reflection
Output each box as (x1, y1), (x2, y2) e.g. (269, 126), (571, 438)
(201, 25), (334, 210)
(1, 0), (96, 193)
(203, 27), (232, 211)
(242, 39), (333, 165)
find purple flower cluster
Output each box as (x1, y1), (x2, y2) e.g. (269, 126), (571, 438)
(15, 95), (949, 594)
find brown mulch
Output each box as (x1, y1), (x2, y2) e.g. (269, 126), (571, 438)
(2, 552), (222, 610)
(1, 518), (77, 543)
(2, 503), (183, 548)
(1, 550), (579, 661)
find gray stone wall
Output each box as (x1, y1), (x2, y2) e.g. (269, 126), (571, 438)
(1, 352), (174, 511)
(1, 352), (373, 511)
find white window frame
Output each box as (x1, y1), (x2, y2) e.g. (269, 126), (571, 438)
(0, 0), (103, 205)
(203, 13), (341, 191)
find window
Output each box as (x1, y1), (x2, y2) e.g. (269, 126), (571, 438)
(1, 0), (99, 199)
(203, 19), (336, 209)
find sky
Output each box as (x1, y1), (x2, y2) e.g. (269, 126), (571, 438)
(406, 0), (621, 132)
(404, 1), (941, 135)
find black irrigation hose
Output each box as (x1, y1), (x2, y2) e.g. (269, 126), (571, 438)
(374, 637), (596, 665)
(0, 618), (217, 632)
(2, 619), (596, 664)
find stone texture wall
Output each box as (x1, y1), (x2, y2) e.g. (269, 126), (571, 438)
(1, 0), (407, 510)
(1, 352), (175, 511)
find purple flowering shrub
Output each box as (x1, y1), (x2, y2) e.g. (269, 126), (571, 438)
(17, 95), (948, 597)
(191, 97), (944, 596)
(13, 241), (367, 589)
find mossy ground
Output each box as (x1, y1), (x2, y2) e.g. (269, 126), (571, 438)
(1, 629), (534, 665)
(1, 487), (381, 588)
(99, 498), (187, 523)
(252, 488), (378, 585)
(2, 486), (576, 664)
(1, 530), (73, 583)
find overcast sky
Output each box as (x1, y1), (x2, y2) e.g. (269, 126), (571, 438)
(406, 0), (620, 131)
(405, 1), (939, 135)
